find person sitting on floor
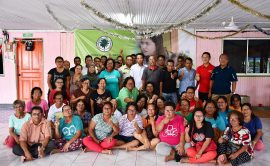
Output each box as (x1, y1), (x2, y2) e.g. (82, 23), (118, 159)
(52, 105), (84, 153)
(230, 94), (242, 112)
(204, 100), (226, 142)
(242, 103), (264, 151)
(155, 101), (185, 162)
(114, 102), (143, 150)
(217, 111), (253, 166)
(128, 103), (160, 151)
(182, 108), (217, 164)
(73, 99), (91, 134)
(217, 96), (232, 127)
(4, 100), (31, 148)
(12, 106), (55, 162)
(25, 87), (49, 118)
(83, 102), (119, 154)
(175, 99), (193, 125)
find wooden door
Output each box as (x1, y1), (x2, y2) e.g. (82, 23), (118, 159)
(16, 40), (43, 101)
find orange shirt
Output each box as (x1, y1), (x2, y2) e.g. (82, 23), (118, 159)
(20, 118), (51, 145)
(196, 64), (215, 93)
(229, 106), (241, 112)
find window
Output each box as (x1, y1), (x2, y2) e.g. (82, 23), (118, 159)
(223, 39), (270, 75)
(0, 38), (3, 75)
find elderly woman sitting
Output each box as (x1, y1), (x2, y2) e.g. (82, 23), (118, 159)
(4, 100), (31, 148)
(52, 105), (84, 153)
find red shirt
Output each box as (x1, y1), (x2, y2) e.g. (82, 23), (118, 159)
(196, 63), (215, 93)
(176, 98), (203, 113)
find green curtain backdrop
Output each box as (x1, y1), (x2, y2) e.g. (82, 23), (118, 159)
(74, 29), (139, 64)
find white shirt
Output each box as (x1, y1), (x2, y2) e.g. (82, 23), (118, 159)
(112, 109), (122, 122)
(47, 103), (65, 122)
(119, 114), (143, 137)
(130, 64), (146, 89)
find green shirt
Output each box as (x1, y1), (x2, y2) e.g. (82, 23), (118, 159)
(92, 113), (118, 140)
(176, 111), (193, 124)
(117, 87), (139, 112)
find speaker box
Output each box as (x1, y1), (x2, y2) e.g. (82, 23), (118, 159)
(25, 41), (34, 51)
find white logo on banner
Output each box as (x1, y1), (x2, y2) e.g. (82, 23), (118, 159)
(96, 36), (113, 52)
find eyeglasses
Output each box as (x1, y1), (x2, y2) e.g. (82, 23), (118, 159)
(128, 109), (136, 112)
(15, 105), (23, 108)
(63, 108), (71, 111)
(195, 115), (204, 118)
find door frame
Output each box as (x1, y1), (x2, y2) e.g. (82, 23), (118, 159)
(15, 38), (44, 100)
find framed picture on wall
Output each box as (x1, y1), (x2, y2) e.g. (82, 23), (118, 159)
(0, 38), (4, 75)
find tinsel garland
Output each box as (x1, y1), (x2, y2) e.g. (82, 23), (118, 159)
(181, 25), (250, 40)
(80, 0), (221, 38)
(45, 4), (69, 30)
(254, 25), (270, 36)
(228, 0), (270, 20)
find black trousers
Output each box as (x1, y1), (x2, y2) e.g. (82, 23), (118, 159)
(199, 92), (209, 102)
(13, 140), (55, 158)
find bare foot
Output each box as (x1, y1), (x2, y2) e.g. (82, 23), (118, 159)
(20, 156), (26, 163)
(101, 149), (112, 155)
(180, 157), (189, 163)
(165, 149), (175, 162)
(50, 149), (61, 155)
(38, 146), (45, 158)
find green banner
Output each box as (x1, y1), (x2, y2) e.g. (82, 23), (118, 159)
(74, 29), (139, 64)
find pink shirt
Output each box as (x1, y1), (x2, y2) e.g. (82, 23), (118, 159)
(25, 99), (49, 113)
(156, 115), (185, 145)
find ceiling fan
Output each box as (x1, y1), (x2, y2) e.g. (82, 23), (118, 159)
(224, 17), (239, 30)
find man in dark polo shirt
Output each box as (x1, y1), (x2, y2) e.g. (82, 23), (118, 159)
(141, 55), (163, 94)
(160, 59), (178, 104)
(209, 53), (237, 102)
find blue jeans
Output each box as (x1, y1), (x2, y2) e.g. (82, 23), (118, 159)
(162, 92), (178, 104)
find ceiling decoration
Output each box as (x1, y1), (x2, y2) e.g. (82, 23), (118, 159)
(0, 0), (270, 32)
(228, 0), (270, 20)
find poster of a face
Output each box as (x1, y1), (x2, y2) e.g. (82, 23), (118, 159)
(139, 35), (164, 58)
(139, 35), (177, 64)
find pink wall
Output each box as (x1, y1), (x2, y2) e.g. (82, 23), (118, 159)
(0, 32), (74, 104)
(196, 31), (270, 106)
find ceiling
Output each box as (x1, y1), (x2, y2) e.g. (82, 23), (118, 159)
(0, 0), (270, 31)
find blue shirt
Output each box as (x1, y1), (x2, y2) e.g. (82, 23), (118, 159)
(243, 116), (263, 140)
(178, 67), (196, 94)
(218, 109), (232, 127)
(99, 69), (121, 99)
(205, 115), (226, 131)
(59, 115), (84, 140)
(211, 65), (237, 94)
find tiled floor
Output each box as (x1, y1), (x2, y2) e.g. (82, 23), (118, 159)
(0, 107), (269, 166)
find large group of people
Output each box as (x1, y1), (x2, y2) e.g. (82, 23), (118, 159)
(4, 51), (264, 166)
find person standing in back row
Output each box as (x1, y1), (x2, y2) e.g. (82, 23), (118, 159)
(209, 54), (238, 102)
(196, 52), (215, 102)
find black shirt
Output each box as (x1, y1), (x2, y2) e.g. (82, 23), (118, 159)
(48, 68), (70, 89)
(189, 121), (214, 144)
(161, 70), (177, 93)
(90, 90), (112, 115)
